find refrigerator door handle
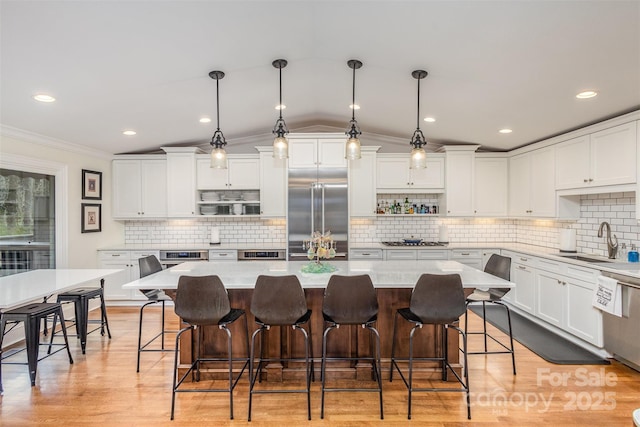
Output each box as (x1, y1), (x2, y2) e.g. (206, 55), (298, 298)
(321, 184), (325, 233)
(310, 184), (315, 234)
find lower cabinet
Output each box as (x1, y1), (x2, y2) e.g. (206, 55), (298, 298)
(535, 270), (565, 327)
(350, 249), (384, 260)
(510, 258), (536, 314)
(449, 249), (483, 269)
(98, 250), (160, 301)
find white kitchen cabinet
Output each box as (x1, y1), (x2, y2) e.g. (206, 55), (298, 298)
(288, 136), (347, 168)
(385, 249), (417, 260)
(449, 249), (483, 270)
(165, 148), (198, 217)
(112, 158), (167, 219)
(535, 270), (565, 328)
(475, 157), (508, 217)
(350, 248), (384, 260)
(509, 254), (536, 314)
(349, 148), (378, 217)
(481, 249), (502, 269)
(257, 148), (286, 217)
(209, 249), (238, 261)
(99, 250), (160, 302)
(556, 122), (637, 190)
(443, 148), (475, 216)
(196, 156), (260, 190)
(565, 275), (603, 346)
(376, 154), (445, 192)
(508, 147), (555, 217)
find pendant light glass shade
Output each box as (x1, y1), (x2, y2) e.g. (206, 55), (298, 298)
(208, 70), (228, 169)
(408, 70), (429, 169)
(345, 59), (363, 160)
(272, 59), (289, 159)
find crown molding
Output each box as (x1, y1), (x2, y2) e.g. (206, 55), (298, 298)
(0, 124), (113, 160)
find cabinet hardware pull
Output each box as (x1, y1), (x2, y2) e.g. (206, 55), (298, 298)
(362, 253), (370, 256)
(111, 254), (121, 257)
(520, 257), (528, 261)
(557, 279), (562, 284)
(588, 178), (593, 182)
(584, 179), (588, 183)
(461, 252), (470, 255)
(518, 265), (527, 270)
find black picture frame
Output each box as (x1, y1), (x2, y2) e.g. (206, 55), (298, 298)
(81, 203), (102, 233)
(82, 169), (102, 200)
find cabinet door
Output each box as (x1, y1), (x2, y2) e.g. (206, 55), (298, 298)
(99, 251), (133, 300)
(565, 278), (603, 346)
(530, 147), (556, 217)
(411, 156), (445, 189)
(385, 250), (417, 260)
(445, 152), (474, 216)
(259, 152), (286, 217)
(140, 160), (167, 217)
(112, 160), (142, 218)
(555, 136), (590, 189)
(167, 153), (196, 217)
(196, 158), (228, 190)
(590, 122), (637, 187)
(129, 250), (161, 301)
(512, 263), (535, 314)
(318, 139), (347, 167)
(376, 157), (410, 189)
(288, 139), (318, 168)
(535, 271), (565, 328)
(228, 158), (260, 189)
(475, 158), (507, 216)
(508, 153), (531, 216)
(349, 151), (377, 216)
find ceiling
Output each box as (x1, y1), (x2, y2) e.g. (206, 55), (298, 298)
(1, 1), (639, 156)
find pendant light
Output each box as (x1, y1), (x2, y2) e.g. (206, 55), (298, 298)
(409, 70), (428, 169)
(345, 59), (363, 160)
(208, 70), (228, 169)
(272, 59), (289, 159)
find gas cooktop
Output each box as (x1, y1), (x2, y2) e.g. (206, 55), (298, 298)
(382, 241), (447, 247)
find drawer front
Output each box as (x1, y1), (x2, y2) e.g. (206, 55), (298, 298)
(450, 249), (483, 259)
(417, 250), (449, 260)
(350, 249), (384, 260)
(98, 250), (130, 261)
(209, 250), (238, 261)
(503, 250), (534, 267)
(130, 250), (160, 261)
(385, 250), (417, 260)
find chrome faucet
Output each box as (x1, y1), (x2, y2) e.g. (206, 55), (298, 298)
(597, 221), (619, 259)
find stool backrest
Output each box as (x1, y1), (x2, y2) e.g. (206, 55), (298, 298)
(139, 255), (163, 278)
(251, 275), (307, 325)
(175, 275), (231, 326)
(484, 254), (512, 299)
(410, 273), (465, 324)
(323, 274), (378, 324)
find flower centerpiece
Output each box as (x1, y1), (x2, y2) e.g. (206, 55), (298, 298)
(300, 231), (338, 274)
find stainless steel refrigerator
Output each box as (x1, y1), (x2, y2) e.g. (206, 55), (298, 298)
(287, 167), (349, 260)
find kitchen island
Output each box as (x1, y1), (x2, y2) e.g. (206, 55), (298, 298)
(123, 260), (514, 381)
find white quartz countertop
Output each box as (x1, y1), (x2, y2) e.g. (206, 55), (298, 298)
(122, 260), (514, 290)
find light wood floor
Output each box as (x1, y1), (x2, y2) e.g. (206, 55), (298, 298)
(1, 306), (638, 426)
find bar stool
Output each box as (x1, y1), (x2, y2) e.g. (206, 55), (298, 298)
(390, 273), (470, 420)
(1, 302), (73, 390)
(137, 255), (174, 372)
(248, 275), (313, 422)
(48, 279), (111, 354)
(320, 274), (383, 419)
(463, 254), (516, 375)
(171, 275), (249, 420)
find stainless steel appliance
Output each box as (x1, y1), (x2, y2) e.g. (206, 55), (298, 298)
(382, 241), (447, 247)
(288, 167), (348, 260)
(159, 250), (209, 268)
(601, 272), (640, 371)
(238, 249), (286, 261)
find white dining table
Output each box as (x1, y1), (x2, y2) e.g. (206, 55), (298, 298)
(122, 260), (515, 290)
(0, 269), (123, 310)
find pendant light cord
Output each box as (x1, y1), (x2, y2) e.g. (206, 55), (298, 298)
(279, 66), (283, 121)
(216, 78), (221, 132)
(416, 76), (420, 132)
(352, 65), (356, 121)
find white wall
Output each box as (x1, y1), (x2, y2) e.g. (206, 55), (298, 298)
(0, 131), (124, 268)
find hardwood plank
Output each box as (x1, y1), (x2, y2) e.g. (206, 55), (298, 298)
(0, 306), (638, 426)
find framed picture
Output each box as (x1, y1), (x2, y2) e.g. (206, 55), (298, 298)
(82, 169), (102, 200)
(81, 203), (102, 233)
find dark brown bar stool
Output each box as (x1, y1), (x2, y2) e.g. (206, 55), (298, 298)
(1, 302), (73, 390)
(48, 279), (111, 354)
(389, 273), (471, 420)
(320, 274), (383, 419)
(171, 275), (248, 420)
(248, 275), (313, 422)
(463, 254), (516, 375)
(137, 255), (175, 372)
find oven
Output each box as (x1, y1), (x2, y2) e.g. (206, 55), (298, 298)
(159, 250), (209, 268)
(237, 250), (286, 261)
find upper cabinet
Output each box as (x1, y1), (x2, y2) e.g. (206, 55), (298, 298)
(376, 153), (444, 193)
(442, 147), (476, 216)
(508, 147), (556, 217)
(555, 122), (637, 190)
(165, 148), (198, 217)
(196, 156), (260, 190)
(288, 136), (347, 168)
(257, 148), (286, 217)
(474, 156), (508, 217)
(349, 147), (379, 217)
(112, 157), (167, 219)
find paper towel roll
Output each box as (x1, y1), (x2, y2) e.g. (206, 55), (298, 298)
(438, 225), (449, 243)
(559, 228), (576, 252)
(210, 227), (220, 244)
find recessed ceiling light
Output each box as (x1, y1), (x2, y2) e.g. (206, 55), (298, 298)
(275, 104), (286, 110)
(499, 128), (513, 134)
(199, 117), (211, 123)
(349, 104), (360, 110)
(33, 94), (56, 103)
(576, 90), (597, 99)
(423, 117), (436, 123)
(122, 130), (137, 136)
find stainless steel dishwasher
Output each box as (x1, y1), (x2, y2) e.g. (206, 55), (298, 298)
(601, 272), (640, 371)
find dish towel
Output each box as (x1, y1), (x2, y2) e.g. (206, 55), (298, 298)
(592, 275), (622, 317)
